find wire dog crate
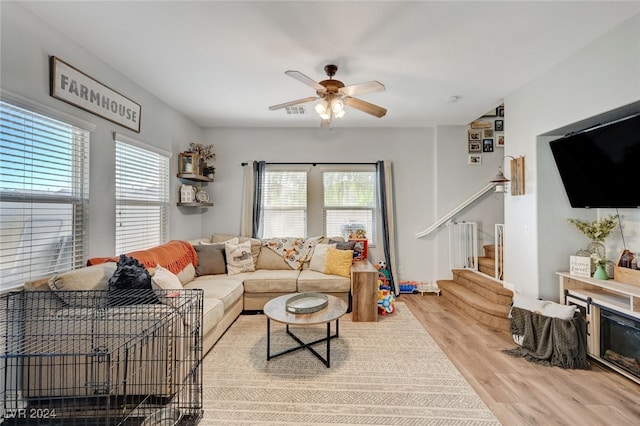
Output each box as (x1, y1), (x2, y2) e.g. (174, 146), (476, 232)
(0, 289), (203, 425)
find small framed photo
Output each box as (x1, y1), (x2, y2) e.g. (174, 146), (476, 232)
(494, 120), (504, 131)
(468, 129), (482, 141)
(468, 155), (482, 165)
(179, 152), (199, 174)
(483, 129), (494, 138)
(496, 134), (505, 147)
(468, 141), (482, 153)
(482, 139), (494, 152)
(496, 105), (504, 117)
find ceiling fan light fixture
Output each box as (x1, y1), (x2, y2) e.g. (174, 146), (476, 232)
(315, 100), (328, 115)
(331, 98), (345, 114)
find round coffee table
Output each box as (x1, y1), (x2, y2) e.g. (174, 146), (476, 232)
(264, 293), (347, 368)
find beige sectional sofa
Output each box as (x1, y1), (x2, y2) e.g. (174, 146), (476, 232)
(23, 234), (354, 362)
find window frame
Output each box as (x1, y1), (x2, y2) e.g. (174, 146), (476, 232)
(0, 94), (92, 290)
(114, 132), (170, 254)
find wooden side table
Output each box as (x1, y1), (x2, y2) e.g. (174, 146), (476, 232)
(351, 260), (378, 322)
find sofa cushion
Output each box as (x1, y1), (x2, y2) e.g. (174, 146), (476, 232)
(184, 277), (243, 311)
(297, 269), (351, 293)
(255, 246), (293, 270)
(151, 265), (184, 306)
(225, 239), (255, 275)
(242, 270), (299, 293)
(211, 234), (261, 267)
(194, 243), (227, 275)
(202, 298), (225, 332)
(48, 263), (117, 307)
(324, 247), (353, 278)
(309, 243), (336, 272)
(175, 262), (196, 285)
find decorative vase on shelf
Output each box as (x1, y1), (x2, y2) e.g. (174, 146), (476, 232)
(594, 265), (609, 280)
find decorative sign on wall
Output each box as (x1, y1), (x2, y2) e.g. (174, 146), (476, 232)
(50, 56), (141, 132)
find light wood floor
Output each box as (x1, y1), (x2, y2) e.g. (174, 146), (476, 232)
(401, 293), (640, 425)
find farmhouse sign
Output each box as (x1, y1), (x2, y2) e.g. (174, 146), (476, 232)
(50, 56), (141, 132)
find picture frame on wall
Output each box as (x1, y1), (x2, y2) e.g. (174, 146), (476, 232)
(494, 120), (504, 131)
(468, 141), (482, 153)
(496, 105), (504, 117)
(497, 134), (505, 147)
(468, 155), (482, 165)
(468, 129), (482, 141)
(483, 129), (494, 138)
(483, 139), (494, 152)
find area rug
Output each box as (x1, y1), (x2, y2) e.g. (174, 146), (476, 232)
(201, 302), (500, 425)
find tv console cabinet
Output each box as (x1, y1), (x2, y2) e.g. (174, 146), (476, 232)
(557, 272), (640, 384)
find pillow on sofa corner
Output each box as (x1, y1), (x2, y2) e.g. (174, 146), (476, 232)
(225, 239), (255, 275)
(48, 262), (116, 307)
(151, 264), (184, 306)
(324, 247), (353, 278)
(309, 243), (337, 272)
(193, 243), (227, 275)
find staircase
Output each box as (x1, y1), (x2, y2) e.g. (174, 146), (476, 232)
(437, 245), (513, 331)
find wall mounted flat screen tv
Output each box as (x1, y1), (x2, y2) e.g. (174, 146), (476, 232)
(549, 113), (640, 208)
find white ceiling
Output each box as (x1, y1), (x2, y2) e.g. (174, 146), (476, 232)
(21, 1), (639, 128)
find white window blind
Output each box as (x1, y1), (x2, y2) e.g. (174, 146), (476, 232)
(323, 170), (376, 245)
(115, 135), (169, 254)
(0, 100), (90, 289)
(262, 170), (307, 238)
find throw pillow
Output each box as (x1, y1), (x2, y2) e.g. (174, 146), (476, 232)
(108, 254), (158, 305)
(48, 262), (116, 307)
(324, 247), (353, 278)
(193, 243), (227, 275)
(309, 243), (337, 272)
(151, 264), (183, 306)
(329, 239), (356, 251)
(225, 239), (255, 275)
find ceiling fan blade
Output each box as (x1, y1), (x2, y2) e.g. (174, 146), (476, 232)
(285, 70), (325, 91)
(268, 96), (318, 110)
(344, 96), (387, 118)
(339, 80), (385, 97)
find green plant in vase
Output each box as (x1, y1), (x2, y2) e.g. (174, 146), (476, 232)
(567, 214), (618, 242)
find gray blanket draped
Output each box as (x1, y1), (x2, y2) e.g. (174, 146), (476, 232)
(503, 306), (590, 369)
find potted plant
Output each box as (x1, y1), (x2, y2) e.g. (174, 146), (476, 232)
(567, 214), (618, 242)
(203, 166), (215, 179)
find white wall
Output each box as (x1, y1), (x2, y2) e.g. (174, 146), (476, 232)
(1, 3), (204, 257)
(201, 126), (504, 283)
(505, 13), (640, 300)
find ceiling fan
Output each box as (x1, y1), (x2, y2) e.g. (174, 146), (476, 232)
(269, 64), (387, 127)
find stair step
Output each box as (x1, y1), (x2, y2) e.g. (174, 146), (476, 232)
(483, 244), (496, 259)
(452, 269), (513, 305)
(438, 279), (511, 331)
(478, 257), (496, 277)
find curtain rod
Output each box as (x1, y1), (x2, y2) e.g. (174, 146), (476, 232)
(241, 161), (378, 166)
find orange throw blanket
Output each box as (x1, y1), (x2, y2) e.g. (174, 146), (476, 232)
(87, 240), (198, 274)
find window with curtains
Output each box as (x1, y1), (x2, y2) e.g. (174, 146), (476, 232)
(114, 135), (170, 254)
(0, 100), (90, 290)
(323, 170), (376, 245)
(262, 170), (307, 238)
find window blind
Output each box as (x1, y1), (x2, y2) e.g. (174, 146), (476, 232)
(262, 170), (307, 238)
(323, 171), (376, 244)
(0, 100), (90, 289)
(114, 136), (169, 254)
